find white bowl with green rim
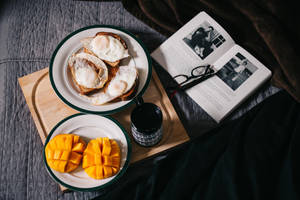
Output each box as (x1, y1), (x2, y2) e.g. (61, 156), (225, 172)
(43, 113), (131, 191)
(49, 25), (152, 114)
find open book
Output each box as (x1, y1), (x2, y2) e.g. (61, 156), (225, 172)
(151, 11), (272, 123)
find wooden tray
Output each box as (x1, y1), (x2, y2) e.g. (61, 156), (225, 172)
(18, 67), (189, 190)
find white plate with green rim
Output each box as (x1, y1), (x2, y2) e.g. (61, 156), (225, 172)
(43, 113), (131, 191)
(49, 25), (152, 114)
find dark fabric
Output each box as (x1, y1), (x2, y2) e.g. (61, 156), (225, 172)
(95, 90), (300, 199)
(122, 0), (300, 102)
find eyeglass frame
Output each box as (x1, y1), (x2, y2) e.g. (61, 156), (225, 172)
(173, 65), (215, 86)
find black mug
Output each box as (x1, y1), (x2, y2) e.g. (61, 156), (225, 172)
(130, 97), (163, 147)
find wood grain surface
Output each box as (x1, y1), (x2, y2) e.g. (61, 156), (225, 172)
(19, 67), (190, 161)
(18, 67), (190, 191)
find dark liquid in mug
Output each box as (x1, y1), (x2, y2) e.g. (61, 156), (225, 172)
(131, 103), (162, 134)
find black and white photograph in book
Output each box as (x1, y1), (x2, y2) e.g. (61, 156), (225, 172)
(183, 21), (226, 59)
(216, 53), (258, 91)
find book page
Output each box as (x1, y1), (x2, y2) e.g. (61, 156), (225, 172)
(187, 45), (272, 122)
(151, 11), (235, 78)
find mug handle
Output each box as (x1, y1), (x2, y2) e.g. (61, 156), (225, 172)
(134, 96), (144, 107)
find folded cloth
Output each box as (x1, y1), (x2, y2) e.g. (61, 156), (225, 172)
(122, 0), (300, 102)
(96, 90), (300, 200)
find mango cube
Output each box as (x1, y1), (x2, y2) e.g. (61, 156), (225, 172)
(83, 138), (121, 179)
(45, 134), (85, 173)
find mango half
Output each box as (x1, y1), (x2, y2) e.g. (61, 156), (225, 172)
(82, 137), (121, 179)
(45, 134), (86, 173)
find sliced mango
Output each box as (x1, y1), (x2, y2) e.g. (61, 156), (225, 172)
(69, 151), (83, 165)
(72, 142), (85, 153)
(73, 135), (79, 144)
(96, 165), (104, 179)
(61, 150), (70, 161)
(102, 137), (111, 156)
(85, 166), (97, 179)
(92, 140), (101, 154)
(83, 137), (121, 179)
(110, 140), (120, 158)
(54, 149), (62, 160)
(112, 167), (118, 174)
(82, 153), (95, 169)
(46, 149), (54, 160)
(94, 153), (102, 165)
(66, 162), (78, 173)
(103, 156), (112, 166)
(111, 157), (120, 169)
(103, 166), (113, 178)
(45, 134), (86, 173)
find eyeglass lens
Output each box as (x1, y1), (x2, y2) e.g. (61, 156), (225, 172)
(191, 66), (207, 77)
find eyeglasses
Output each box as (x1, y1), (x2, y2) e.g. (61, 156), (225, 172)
(173, 65), (215, 86)
(167, 65), (216, 98)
